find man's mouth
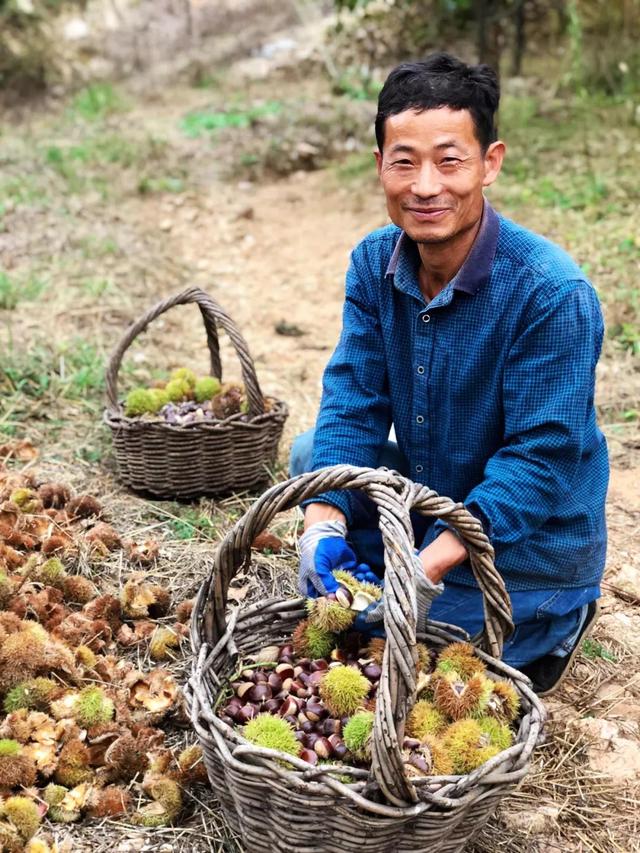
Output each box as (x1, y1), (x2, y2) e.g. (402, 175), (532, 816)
(405, 207), (450, 222)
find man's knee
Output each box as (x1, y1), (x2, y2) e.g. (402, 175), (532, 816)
(289, 428), (316, 477)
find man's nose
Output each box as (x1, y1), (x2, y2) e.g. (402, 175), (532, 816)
(411, 162), (443, 198)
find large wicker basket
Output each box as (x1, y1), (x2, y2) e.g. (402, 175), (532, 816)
(103, 287), (288, 499)
(186, 465), (547, 853)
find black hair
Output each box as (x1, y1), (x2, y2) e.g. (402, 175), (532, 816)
(375, 53), (500, 152)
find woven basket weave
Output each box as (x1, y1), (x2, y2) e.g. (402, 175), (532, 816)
(186, 465), (547, 853)
(103, 287), (288, 499)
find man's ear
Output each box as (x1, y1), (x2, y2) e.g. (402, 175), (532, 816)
(374, 149), (383, 177)
(482, 140), (505, 188)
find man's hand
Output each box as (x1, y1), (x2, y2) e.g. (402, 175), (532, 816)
(298, 516), (358, 598)
(353, 530), (467, 634)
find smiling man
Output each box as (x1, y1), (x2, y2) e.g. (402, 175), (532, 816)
(290, 53), (609, 695)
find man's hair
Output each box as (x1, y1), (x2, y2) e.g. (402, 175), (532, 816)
(375, 53), (500, 152)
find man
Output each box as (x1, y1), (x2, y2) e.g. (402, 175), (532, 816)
(290, 53), (608, 695)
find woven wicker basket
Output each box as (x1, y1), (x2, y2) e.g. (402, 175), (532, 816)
(186, 465), (547, 853)
(103, 287), (288, 499)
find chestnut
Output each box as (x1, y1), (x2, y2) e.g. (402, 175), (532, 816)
(236, 703), (257, 723)
(297, 711), (310, 726)
(403, 737), (421, 751)
(236, 682), (255, 700)
(309, 671), (325, 688)
(335, 586), (353, 608)
(281, 678), (294, 693)
(310, 659), (329, 672)
(333, 742), (349, 761)
(254, 670), (269, 683)
(241, 669), (257, 681)
(279, 644), (294, 660)
(300, 720), (315, 734)
(283, 714), (298, 727)
(314, 737), (333, 759)
(279, 697), (300, 717)
(305, 701), (327, 723)
(408, 753), (431, 774)
(328, 734), (344, 752)
(304, 733), (319, 750)
(264, 698), (281, 714)
(297, 658), (312, 671)
(323, 718), (341, 736)
(279, 655), (294, 665)
(300, 748), (318, 765)
(219, 714), (234, 726)
(267, 673), (283, 693)
(275, 663), (295, 680)
(294, 730), (306, 743)
(298, 672), (312, 687)
(249, 683), (272, 703)
(363, 663), (382, 681)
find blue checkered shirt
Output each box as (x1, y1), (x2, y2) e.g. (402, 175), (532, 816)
(310, 201), (608, 592)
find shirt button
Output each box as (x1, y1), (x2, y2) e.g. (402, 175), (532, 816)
(415, 464), (424, 473)
(422, 314), (431, 323)
(416, 415), (424, 424)
(417, 366), (425, 374)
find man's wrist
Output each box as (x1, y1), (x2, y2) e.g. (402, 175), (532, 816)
(303, 502), (347, 532)
(419, 530), (468, 584)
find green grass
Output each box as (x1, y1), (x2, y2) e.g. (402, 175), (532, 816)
(168, 507), (217, 540)
(179, 101), (282, 138)
(70, 83), (126, 121)
(0, 272), (46, 310)
(581, 638), (617, 662)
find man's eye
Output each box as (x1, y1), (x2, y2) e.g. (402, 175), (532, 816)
(392, 159), (413, 166)
(441, 158), (461, 165)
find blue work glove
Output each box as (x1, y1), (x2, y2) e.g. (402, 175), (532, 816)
(354, 552), (443, 635)
(298, 520), (358, 598)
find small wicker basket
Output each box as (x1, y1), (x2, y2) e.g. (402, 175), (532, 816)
(186, 465), (547, 853)
(103, 287), (288, 499)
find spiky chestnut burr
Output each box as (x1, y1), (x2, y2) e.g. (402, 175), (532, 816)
(431, 671), (489, 721)
(1, 796), (41, 842)
(436, 642), (486, 680)
(343, 711), (374, 761)
(306, 597), (355, 633)
(54, 740), (94, 787)
(405, 699), (447, 740)
(481, 680), (520, 723)
(243, 714), (301, 758)
(319, 666), (370, 717)
(194, 376), (221, 402)
(292, 619), (335, 660)
(0, 739), (37, 787)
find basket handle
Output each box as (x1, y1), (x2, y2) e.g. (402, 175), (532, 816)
(195, 465), (513, 807)
(104, 286), (265, 418)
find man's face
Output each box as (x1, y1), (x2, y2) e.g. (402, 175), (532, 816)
(375, 107), (504, 244)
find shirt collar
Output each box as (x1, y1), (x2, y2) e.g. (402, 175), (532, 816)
(385, 199), (500, 297)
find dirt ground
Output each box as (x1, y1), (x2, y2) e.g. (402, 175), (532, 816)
(0, 20), (639, 851)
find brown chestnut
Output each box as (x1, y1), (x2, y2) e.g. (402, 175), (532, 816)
(335, 586), (353, 608)
(323, 718), (342, 736)
(275, 663), (295, 680)
(300, 720), (315, 734)
(267, 673), (283, 693)
(236, 703), (257, 723)
(304, 733), (319, 749)
(403, 737), (421, 751)
(249, 683), (272, 703)
(363, 663), (382, 681)
(279, 697), (300, 717)
(297, 657), (312, 671)
(254, 670), (269, 683)
(327, 734), (343, 751)
(236, 682), (255, 700)
(305, 701), (327, 723)
(281, 678), (294, 693)
(283, 714), (298, 727)
(314, 737), (333, 759)
(241, 668), (257, 681)
(264, 698), (281, 714)
(310, 659), (329, 672)
(279, 644), (294, 660)
(300, 748), (318, 765)
(333, 743), (349, 761)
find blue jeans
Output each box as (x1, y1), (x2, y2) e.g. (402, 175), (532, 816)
(290, 429), (599, 668)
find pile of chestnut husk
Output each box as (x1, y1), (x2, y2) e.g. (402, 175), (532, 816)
(217, 572), (522, 783)
(0, 443), (208, 852)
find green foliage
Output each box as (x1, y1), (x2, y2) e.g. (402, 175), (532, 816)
(0, 272), (46, 310)
(180, 101), (282, 138)
(582, 638), (616, 662)
(70, 84), (125, 121)
(168, 507), (216, 540)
